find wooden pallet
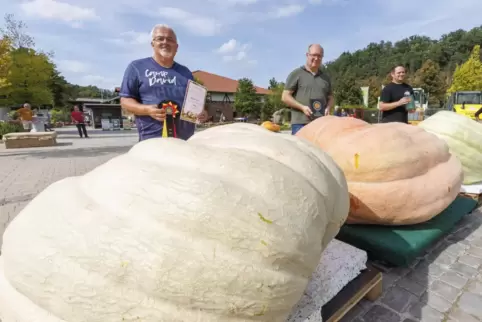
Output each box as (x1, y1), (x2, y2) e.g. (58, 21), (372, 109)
(459, 192), (482, 208)
(322, 265), (382, 322)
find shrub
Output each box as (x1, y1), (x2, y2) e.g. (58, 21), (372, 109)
(0, 121), (24, 140)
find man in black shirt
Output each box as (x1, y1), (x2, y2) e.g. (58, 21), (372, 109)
(379, 65), (415, 123)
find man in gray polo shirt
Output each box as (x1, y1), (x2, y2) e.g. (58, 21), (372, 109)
(282, 44), (334, 134)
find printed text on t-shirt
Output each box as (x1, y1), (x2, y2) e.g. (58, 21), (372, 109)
(145, 69), (177, 87)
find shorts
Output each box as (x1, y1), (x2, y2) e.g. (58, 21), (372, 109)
(291, 124), (306, 135)
(22, 120), (32, 130)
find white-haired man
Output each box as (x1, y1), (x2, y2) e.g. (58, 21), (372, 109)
(17, 102), (34, 131)
(119, 24), (206, 141)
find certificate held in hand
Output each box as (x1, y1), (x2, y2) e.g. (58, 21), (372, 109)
(180, 80), (208, 124)
(310, 98), (325, 119)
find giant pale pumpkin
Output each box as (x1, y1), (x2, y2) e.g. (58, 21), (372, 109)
(0, 123), (349, 322)
(419, 111), (482, 184)
(296, 116), (463, 225)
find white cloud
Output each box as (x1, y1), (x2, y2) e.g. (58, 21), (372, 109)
(247, 4), (306, 20)
(157, 7), (222, 36)
(269, 4), (305, 18)
(207, 0), (259, 6)
(217, 39), (238, 54)
(308, 0), (346, 5)
(78, 75), (119, 90)
(215, 39), (255, 64)
(216, 39), (251, 54)
(56, 59), (90, 73)
(107, 31), (151, 46)
(20, 0), (98, 27)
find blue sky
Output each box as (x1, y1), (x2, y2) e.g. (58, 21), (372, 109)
(1, 0), (481, 91)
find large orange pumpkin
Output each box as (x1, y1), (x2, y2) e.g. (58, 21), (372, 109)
(296, 116), (463, 225)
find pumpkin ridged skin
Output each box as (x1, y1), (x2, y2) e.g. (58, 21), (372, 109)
(419, 111), (482, 184)
(296, 116), (463, 226)
(0, 123), (349, 322)
(261, 121), (281, 132)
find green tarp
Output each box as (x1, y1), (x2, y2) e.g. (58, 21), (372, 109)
(336, 196), (478, 267)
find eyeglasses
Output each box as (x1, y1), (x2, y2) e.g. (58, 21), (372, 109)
(152, 36), (176, 43)
(308, 53), (323, 59)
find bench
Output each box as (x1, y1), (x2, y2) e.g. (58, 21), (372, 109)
(3, 131), (57, 149)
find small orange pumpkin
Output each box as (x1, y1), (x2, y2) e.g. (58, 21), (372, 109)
(261, 121), (281, 132)
(296, 116), (463, 225)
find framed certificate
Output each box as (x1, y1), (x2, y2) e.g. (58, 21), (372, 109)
(310, 98), (325, 118)
(180, 80), (208, 123)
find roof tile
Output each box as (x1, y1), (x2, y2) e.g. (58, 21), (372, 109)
(193, 70), (271, 95)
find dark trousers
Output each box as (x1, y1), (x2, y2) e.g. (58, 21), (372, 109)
(76, 123), (88, 137)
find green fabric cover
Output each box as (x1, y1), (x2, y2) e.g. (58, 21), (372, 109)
(336, 196), (478, 267)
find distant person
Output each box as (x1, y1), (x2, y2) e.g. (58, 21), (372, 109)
(119, 24), (207, 142)
(379, 65), (415, 123)
(17, 103), (34, 131)
(281, 44), (334, 135)
(71, 105), (89, 138)
(44, 110), (52, 131)
(341, 108), (348, 117)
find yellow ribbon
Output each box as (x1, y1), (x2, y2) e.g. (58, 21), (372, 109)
(162, 118), (168, 137)
(354, 153), (360, 169)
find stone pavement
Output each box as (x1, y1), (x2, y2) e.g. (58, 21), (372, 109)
(0, 126), (481, 321)
(341, 208), (482, 322)
(0, 127), (138, 247)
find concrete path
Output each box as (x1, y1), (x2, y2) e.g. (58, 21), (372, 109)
(0, 126), (481, 321)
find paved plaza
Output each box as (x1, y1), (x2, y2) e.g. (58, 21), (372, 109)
(0, 127), (482, 321)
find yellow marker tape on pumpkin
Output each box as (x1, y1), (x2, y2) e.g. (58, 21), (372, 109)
(354, 153), (360, 169)
(254, 305), (267, 316)
(258, 213), (273, 224)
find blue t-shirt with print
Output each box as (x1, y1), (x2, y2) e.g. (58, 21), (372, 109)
(119, 57), (195, 141)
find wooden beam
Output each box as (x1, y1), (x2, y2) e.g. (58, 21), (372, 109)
(322, 264), (383, 322)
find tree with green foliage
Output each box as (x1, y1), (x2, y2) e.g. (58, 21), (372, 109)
(194, 77), (203, 85)
(4, 47), (54, 105)
(334, 76), (363, 106)
(48, 69), (70, 107)
(234, 78), (262, 118)
(325, 26), (482, 106)
(0, 14), (35, 49)
(261, 77), (285, 120)
(447, 45), (482, 93)
(0, 14), (118, 105)
(0, 37), (12, 90)
(412, 59), (446, 103)
(360, 76), (382, 108)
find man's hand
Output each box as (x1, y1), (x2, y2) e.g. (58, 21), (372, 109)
(301, 106), (313, 117)
(145, 105), (166, 122)
(398, 97), (411, 106)
(197, 110), (208, 123)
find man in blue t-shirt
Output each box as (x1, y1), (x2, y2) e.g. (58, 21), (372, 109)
(119, 24), (207, 141)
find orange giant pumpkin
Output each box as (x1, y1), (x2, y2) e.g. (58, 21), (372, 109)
(296, 116), (463, 225)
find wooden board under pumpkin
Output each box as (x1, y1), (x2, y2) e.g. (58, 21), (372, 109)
(459, 183), (482, 208)
(321, 264), (382, 322)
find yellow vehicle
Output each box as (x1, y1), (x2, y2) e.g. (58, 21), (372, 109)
(447, 91), (482, 120)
